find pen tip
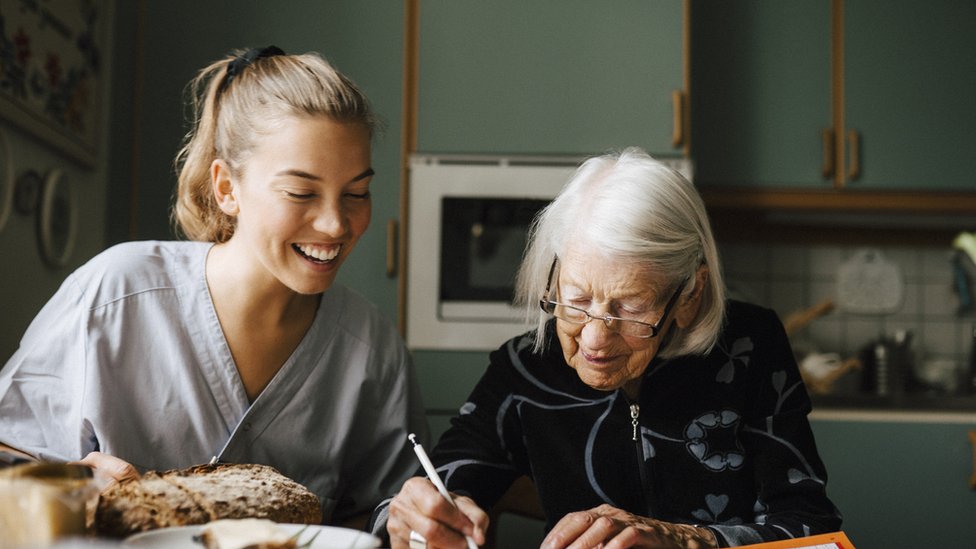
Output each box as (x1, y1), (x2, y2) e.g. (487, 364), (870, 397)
(408, 433), (417, 445)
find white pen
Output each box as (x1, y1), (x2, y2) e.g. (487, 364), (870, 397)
(408, 433), (479, 549)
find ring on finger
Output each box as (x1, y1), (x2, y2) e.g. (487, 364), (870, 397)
(409, 530), (427, 549)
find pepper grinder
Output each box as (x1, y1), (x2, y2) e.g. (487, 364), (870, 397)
(873, 342), (890, 396)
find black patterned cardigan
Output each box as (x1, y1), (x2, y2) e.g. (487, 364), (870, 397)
(373, 300), (842, 547)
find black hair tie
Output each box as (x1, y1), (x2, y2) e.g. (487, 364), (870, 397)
(217, 45), (286, 96)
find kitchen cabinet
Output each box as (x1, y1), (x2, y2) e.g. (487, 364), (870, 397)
(416, 0), (687, 157)
(692, 0), (976, 195)
(400, 0), (689, 335)
(691, 1), (831, 189)
(843, 0), (976, 191)
(811, 413), (976, 548)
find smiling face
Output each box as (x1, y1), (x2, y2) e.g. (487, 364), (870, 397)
(213, 115), (372, 295)
(554, 243), (678, 395)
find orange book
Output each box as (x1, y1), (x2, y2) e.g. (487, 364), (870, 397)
(737, 531), (855, 549)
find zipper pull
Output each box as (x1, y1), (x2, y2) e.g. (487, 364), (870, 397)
(630, 403), (640, 441)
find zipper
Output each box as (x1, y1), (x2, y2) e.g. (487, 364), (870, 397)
(630, 403), (640, 441)
(629, 401), (655, 517)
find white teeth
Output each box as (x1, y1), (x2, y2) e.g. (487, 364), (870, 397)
(296, 244), (341, 261)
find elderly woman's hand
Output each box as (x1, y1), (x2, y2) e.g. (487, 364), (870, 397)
(71, 451), (140, 487)
(541, 504), (717, 549)
(388, 476), (488, 549)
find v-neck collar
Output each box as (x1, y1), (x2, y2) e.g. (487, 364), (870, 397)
(189, 243), (337, 444)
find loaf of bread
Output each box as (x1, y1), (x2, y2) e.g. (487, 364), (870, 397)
(93, 463), (321, 538)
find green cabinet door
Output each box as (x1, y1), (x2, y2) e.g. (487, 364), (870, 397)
(811, 417), (976, 548)
(316, 2), (406, 319)
(418, 0), (685, 157)
(691, 1), (832, 188)
(844, 0), (976, 190)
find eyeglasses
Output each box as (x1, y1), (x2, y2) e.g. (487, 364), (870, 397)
(538, 257), (688, 339)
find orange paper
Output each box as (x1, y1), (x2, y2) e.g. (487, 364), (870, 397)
(737, 531), (855, 549)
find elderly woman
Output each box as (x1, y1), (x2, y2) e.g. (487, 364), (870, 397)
(378, 148), (841, 548)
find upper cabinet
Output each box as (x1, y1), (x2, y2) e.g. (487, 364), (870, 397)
(416, 0), (687, 157)
(691, 1), (831, 188)
(843, 0), (976, 190)
(691, 0), (976, 193)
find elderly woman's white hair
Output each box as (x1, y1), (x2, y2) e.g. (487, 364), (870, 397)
(514, 147), (726, 358)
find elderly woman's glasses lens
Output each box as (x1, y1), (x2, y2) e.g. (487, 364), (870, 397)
(538, 258), (689, 339)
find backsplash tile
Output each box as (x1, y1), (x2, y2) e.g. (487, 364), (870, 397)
(769, 280), (806, 317)
(844, 317), (884, 356)
(922, 282), (958, 317)
(809, 280), (836, 305)
(922, 320), (960, 359)
(921, 248), (954, 278)
(717, 241), (975, 386)
(892, 283), (921, 318)
(885, 247), (921, 279)
(808, 246), (844, 278)
(770, 245), (808, 278)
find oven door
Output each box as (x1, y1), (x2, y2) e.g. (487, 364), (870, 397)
(439, 196), (548, 321)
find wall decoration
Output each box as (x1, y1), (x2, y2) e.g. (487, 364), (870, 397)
(0, 128), (12, 232)
(37, 167), (75, 267)
(0, 0), (111, 167)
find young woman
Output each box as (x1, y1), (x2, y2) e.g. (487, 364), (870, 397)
(0, 46), (428, 527)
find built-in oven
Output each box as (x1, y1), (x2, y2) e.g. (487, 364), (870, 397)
(406, 153), (692, 351)
(406, 154), (574, 350)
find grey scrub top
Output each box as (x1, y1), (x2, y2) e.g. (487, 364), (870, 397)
(0, 240), (429, 522)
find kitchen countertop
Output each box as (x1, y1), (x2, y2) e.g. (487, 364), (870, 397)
(811, 392), (976, 414)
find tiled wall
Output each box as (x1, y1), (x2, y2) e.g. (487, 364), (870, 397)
(717, 241), (975, 395)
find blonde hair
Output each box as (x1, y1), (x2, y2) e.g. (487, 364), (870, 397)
(172, 48), (378, 242)
(514, 147), (727, 358)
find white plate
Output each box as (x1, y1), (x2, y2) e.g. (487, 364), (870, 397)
(123, 523), (381, 549)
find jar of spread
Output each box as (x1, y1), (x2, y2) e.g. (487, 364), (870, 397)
(0, 462), (95, 546)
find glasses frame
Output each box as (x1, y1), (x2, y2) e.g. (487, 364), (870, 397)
(538, 256), (689, 339)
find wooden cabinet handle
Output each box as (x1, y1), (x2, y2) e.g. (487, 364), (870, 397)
(822, 128), (835, 179)
(970, 430), (976, 490)
(847, 129), (861, 181)
(671, 89), (685, 148)
(386, 218), (398, 278)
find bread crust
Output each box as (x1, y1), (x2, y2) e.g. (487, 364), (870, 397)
(94, 463), (322, 537)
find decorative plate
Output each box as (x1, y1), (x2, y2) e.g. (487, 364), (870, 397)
(0, 128), (13, 233)
(36, 168), (77, 268)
